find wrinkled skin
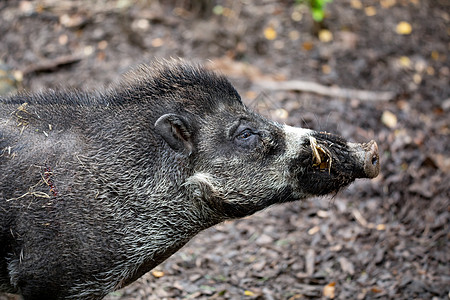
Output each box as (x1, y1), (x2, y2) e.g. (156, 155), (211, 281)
(0, 60), (379, 299)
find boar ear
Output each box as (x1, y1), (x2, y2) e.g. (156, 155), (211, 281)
(154, 114), (194, 155)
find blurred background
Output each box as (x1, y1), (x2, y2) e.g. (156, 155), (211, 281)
(0, 0), (448, 299)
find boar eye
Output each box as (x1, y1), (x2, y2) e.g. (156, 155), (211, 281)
(234, 128), (258, 148)
(237, 129), (253, 140)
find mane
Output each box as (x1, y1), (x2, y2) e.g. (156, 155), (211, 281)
(110, 59), (243, 110)
(0, 59), (243, 113)
(0, 89), (105, 107)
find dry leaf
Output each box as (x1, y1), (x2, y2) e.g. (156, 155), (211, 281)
(98, 40), (108, 50)
(413, 73), (422, 84)
(381, 110), (397, 128)
(398, 56), (411, 68)
(433, 153), (450, 173)
(151, 270), (164, 278)
(58, 34), (68, 46)
(59, 13), (86, 28)
(84, 46), (94, 56)
(431, 51), (439, 61)
(323, 282), (336, 299)
(151, 38), (164, 47)
(371, 286), (383, 293)
(291, 10), (303, 22)
(255, 233), (274, 245)
(19, 1), (34, 13)
(132, 19), (150, 31)
(274, 108), (289, 120)
(350, 0), (362, 9)
(96, 52), (106, 61)
(13, 70), (23, 82)
(244, 290), (255, 296)
(396, 21), (412, 35)
(319, 29), (333, 42)
(308, 226), (320, 235)
(264, 26), (277, 40)
(206, 56), (266, 81)
(302, 41), (314, 51)
(322, 64), (331, 74)
(380, 0), (396, 8)
(289, 30), (300, 41)
(212, 5), (224, 15)
(317, 210), (330, 218)
(364, 6), (377, 16)
(376, 224), (386, 230)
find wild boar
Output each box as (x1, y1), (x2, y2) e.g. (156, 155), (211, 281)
(0, 60), (379, 299)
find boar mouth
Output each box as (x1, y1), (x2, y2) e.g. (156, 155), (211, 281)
(296, 134), (380, 196)
(309, 136), (333, 173)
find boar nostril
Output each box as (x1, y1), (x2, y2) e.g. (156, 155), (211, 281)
(363, 140), (380, 178)
(371, 155), (378, 166)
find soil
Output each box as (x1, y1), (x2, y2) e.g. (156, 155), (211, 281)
(0, 0), (448, 299)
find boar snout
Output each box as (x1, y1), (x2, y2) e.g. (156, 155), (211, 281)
(350, 140), (380, 179)
(362, 140), (380, 179)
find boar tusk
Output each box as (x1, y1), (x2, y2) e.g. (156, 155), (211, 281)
(309, 136), (322, 166)
(309, 136), (333, 173)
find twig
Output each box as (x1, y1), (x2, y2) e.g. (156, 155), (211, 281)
(352, 209), (386, 230)
(22, 54), (82, 75)
(6, 191), (50, 202)
(255, 80), (396, 101)
(352, 209), (371, 228)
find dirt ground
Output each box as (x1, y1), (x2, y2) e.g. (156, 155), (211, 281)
(0, 0), (448, 299)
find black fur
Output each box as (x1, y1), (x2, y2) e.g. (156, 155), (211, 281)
(0, 60), (378, 299)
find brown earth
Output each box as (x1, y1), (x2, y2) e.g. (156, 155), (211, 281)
(0, 0), (448, 299)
